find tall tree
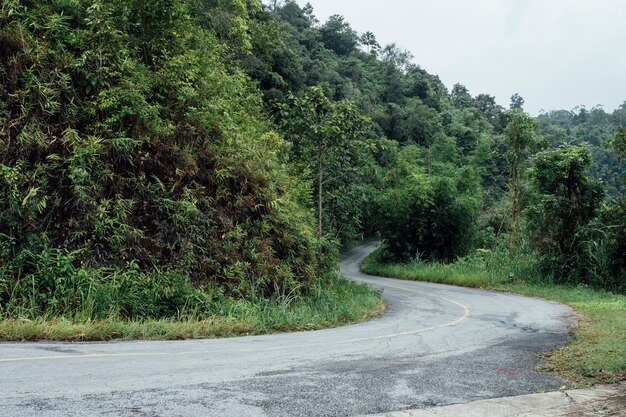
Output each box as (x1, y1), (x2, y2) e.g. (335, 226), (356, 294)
(474, 93), (505, 131)
(360, 31), (380, 55)
(608, 126), (626, 159)
(450, 83), (472, 109)
(510, 93), (525, 110)
(526, 146), (604, 281)
(604, 127), (626, 291)
(319, 15), (359, 56)
(380, 43), (414, 72)
(505, 109), (537, 255)
(277, 87), (370, 238)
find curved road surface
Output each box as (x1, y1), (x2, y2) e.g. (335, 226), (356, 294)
(0, 243), (572, 417)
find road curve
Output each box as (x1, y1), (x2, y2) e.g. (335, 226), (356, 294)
(0, 243), (572, 417)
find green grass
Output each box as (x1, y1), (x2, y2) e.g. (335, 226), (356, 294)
(0, 275), (384, 341)
(361, 246), (626, 386)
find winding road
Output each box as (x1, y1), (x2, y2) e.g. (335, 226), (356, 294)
(0, 243), (572, 417)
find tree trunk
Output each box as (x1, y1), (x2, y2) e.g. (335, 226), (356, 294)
(318, 158), (323, 240)
(508, 160), (517, 256)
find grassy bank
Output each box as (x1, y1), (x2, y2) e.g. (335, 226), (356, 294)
(0, 275), (384, 341)
(361, 246), (626, 386)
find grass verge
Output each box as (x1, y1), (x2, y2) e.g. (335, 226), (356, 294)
(361, 246), (626, 387)
(0, 275), (384, 341)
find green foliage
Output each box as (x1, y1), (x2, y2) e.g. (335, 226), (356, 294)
(0, 238), (215, 320)
(587, 127), (626, 292)
(319, 15), (359, 57)
(191, 0), (262, 55)
(509, 93), (525, 110)
(592, 199), (626, 292)
(526, 146), (606, 286)
(537, 105), (625, 198)
(505, 109), (540, 253)
(360, 31), (380, 55)
(371, 146), (481, 262)
(505, 109), (539, 158)
(0, 272), (384, 340)
(607, 126), (626, 160)
(0, 0), (325, 320)
(276, 86), (373, 241)
(237, 2), (525, 270)
(2, 0), (624, 329)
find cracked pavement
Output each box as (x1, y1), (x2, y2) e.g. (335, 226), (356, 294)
(362, 382), (626, 416)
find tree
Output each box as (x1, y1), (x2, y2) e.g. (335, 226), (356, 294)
(360, 31), (380, 55)
(276, 1), (317, 29)
(380, 43), (414, 72)
(526, 146), (604, 282)
(319, 15), (359, 56)
(450, 83), (472, 109)
(510, 93), (525, 110)
(505, 109), (537, 255)
(277, 87), (370, 238)
(607, 126), (626, 159)
(371, 146), (480, 262)
(267, 0), (284, 11)
(474, 93), (505, 132)
(401, 99), (443, 146)
(600, 127), (626, 291)
(193, 0), (262, 55)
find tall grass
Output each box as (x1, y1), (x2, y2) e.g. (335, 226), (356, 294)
(0, 273), (384, 341)
(0, 245), (215, 321)
(361, 245), (545, 288)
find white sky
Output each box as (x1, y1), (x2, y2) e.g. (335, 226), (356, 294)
(293, 0), (626, 115)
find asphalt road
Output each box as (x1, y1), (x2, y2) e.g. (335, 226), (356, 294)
(0, 242), (572, 417)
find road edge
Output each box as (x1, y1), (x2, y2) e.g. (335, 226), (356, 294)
(359, 382), (626, 417)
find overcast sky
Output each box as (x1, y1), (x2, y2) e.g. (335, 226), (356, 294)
(293, 0), (626, 115)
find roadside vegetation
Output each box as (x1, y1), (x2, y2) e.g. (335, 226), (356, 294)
(1, 0), (623, 345)
(0, 274), (383, 341)
(362, 246), (626, 386)
(0, 0), (385, 338)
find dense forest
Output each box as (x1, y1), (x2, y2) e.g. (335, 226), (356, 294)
(1, 0), (624, 324)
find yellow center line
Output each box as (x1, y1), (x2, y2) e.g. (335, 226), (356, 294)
(0, 278), (471, 364)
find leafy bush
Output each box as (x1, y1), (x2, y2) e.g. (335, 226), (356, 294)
(521, 144), (625, 293)
(526, 146), (605, 285)
(0, 0), (325, 319)
(371, 146), (481, 262)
